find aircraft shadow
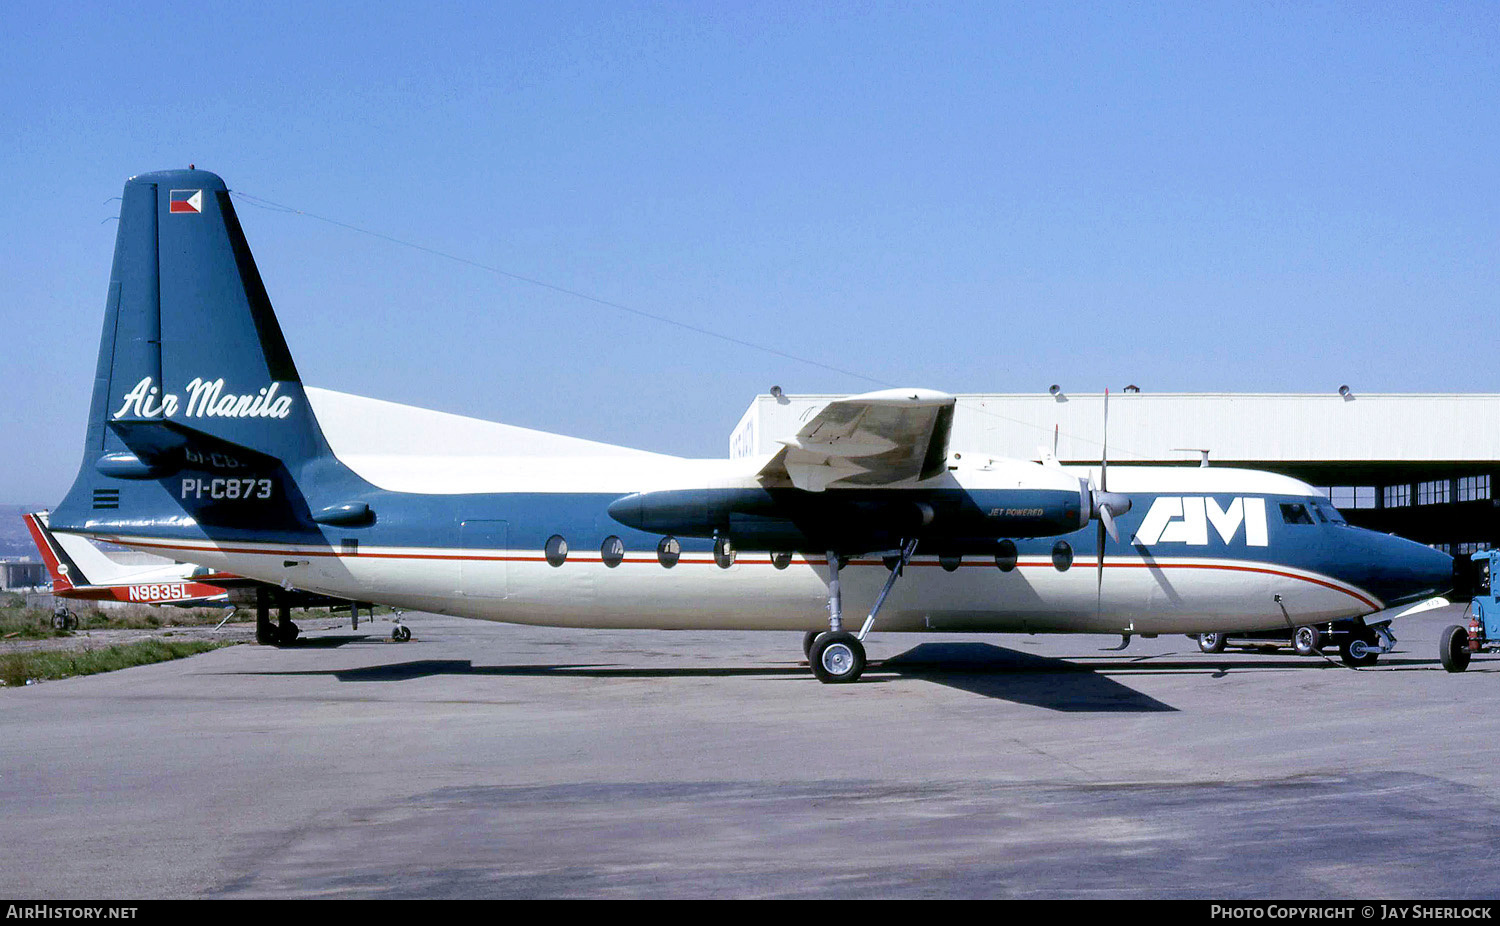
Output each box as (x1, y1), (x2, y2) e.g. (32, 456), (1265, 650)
(273, 635), (374, 649)
(241, 641), (1182, 712)
(878, 642), (1176, 712)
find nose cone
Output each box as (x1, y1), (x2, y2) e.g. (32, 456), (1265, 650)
(1352, 530), (1454, 607)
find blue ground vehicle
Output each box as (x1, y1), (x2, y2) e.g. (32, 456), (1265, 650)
(1441, 550), (1500, 672)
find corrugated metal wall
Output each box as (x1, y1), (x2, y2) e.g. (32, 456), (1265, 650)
(733, 393), (1500, 464)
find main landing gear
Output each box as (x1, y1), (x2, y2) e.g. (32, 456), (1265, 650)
(254, 587), (300, 646)
(806, 540), (918, 684)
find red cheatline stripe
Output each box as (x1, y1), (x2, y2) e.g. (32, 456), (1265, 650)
(109, 537), (1380, 610)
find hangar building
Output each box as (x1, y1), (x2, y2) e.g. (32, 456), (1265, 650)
(1, 560), (46, 590)
(732, 391), (1499, 587)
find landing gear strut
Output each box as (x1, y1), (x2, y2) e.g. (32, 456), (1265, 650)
(808, 540), (918, 684)
(255, 587), (276, 645)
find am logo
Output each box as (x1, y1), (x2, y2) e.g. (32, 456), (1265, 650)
(1132, 497), (1270, 547)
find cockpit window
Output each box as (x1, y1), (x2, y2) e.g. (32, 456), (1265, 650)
(1280, 503), (1316, 525)
(1313, 501), (1346, 524)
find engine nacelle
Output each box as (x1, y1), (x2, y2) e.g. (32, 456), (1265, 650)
(608, 473), (1090, 555)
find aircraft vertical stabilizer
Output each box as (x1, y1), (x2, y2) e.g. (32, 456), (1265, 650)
(50, 169), (357, 539)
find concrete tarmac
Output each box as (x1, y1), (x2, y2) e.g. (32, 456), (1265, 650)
(0, 605), (1495, 899)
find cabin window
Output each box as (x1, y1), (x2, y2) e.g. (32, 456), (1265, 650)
(544, 534), (568, 567)
(1280, 504), (1315, 525)
(1051, 541), (1072, 572)
(713, 535), (736, 569)
(601, 535), (625, 568)
(657, 536), (681, 568)
(995, 540), (1017, 572)
(770, 552), (792, 570)
(939, 553), (962, 572)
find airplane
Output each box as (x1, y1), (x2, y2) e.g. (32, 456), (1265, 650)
(24, 510), (363, 640)
(44, 168), (1455, 683)
(23, 511), (239, 620)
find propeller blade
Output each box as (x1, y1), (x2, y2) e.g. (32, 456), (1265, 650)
(1096, 518), (1106, 611)
(1100, 503), (1119, 543)
(1101, 388), (1109, 492)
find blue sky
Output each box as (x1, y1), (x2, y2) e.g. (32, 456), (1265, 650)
(2, 2), (1497, 504)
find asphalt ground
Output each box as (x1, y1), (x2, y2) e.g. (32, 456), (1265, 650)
(0, 604), (1495, 899)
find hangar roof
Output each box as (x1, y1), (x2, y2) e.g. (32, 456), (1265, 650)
(730, 393), (1500, 465)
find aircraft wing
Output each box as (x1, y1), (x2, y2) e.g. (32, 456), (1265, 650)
(760, 388), (956, 491)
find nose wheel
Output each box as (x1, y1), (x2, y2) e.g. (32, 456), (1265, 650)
(1338, 627), (1382, 667)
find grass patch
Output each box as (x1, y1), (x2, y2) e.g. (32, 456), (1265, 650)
(0, 609), (77, 639)
(0, 605), (258, 639)
(0, 639), (235, 687)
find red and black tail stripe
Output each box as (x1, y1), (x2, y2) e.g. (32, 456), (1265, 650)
(21, 514), (92, 590)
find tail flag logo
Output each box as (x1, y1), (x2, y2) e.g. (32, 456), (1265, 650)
(169, 190), (203, 214)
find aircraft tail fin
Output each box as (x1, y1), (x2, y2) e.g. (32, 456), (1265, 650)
(23, 512), (86, 590)
(50, 169), (355, 539)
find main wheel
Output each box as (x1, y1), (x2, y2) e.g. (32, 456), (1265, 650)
(1198, 632), (1227, 654)
(802, 630), (826, 659)
(1293, 625), (1322, 657)
(1440, 624), (1472, 673)
(810, 631), (865, 684)
(1339, 630), (1380, 667)
(392, 625), (411, 642)
(276, 621), (300, 646)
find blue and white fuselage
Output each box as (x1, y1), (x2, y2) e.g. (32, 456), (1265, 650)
(76, 390), (1448, 637)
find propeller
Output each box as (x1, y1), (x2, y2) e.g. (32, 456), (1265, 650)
(1090, 389), (1133, 606)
